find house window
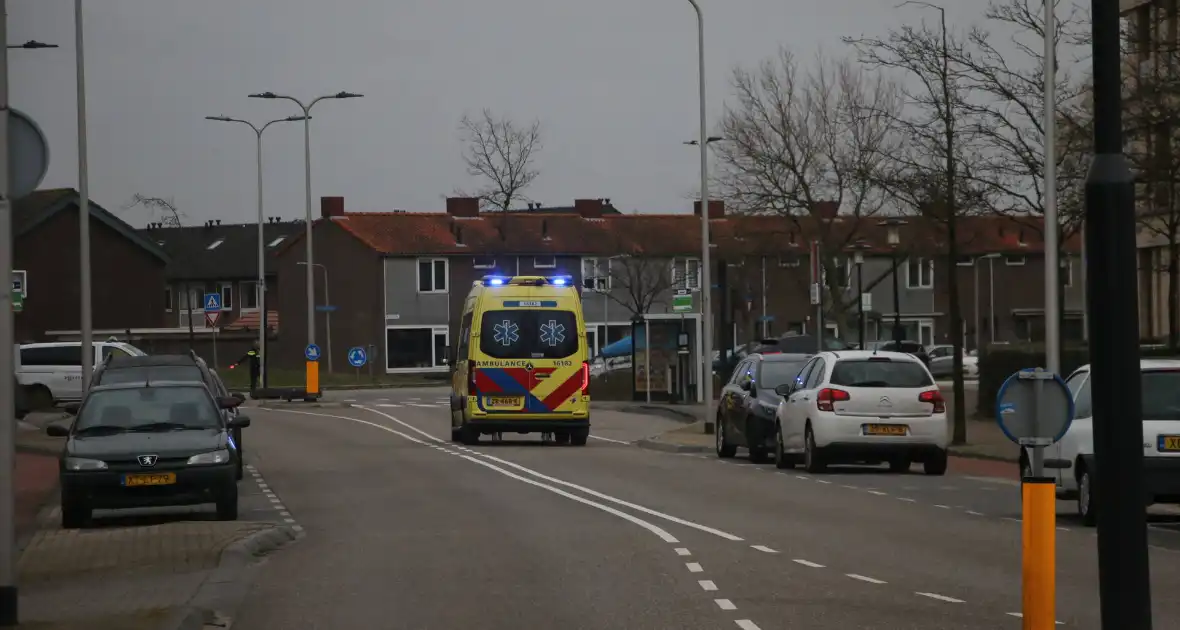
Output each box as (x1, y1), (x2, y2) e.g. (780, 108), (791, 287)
(1005, 255), (1026, 266)
(823, 259), (851, 288)
(1062, 256), (1073, 288)
(164, 287), (173, 312)
(906, 258), (934, 289)
(417, 258), (448, 293)
(956, 255), (974, 266)
(778, 256), (801, 268)
(582, 258), (611, 291)
(385, 326), (449, 370)
(671, 258), (702, 291)
(219, 282), (234, 311)
(534, 255), (556, 269)
(183, 288), (202, 312)
(240, 281), (259, 310)
(473, 256), (496, 270)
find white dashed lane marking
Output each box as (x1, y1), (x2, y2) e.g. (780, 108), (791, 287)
(715, 599), (737, 611)
(1006, 612), (1064, 624)
(846, 573), (887, 584)
(675, 548), (692, 556)
(750, 545), (778, 553)
(916, 592), (965, 603)
(735, 620), (762, 630)
(246, 464), (304, 538)
(686, 562), (704, 573)
(698, 580), (717, 591)
(792, 559), (825, 568)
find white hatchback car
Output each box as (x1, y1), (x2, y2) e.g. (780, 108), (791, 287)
(1025, 359), (1180, 527)
(772, 350), (949, 475)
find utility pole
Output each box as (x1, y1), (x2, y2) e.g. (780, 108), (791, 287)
(0, 1), (14, 624)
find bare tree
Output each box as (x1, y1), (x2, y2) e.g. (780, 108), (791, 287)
(597, 255), (679, 317)
(714, 48), (902, 322)
(457, 109), (543, 212)
(846, 10), (984, 446)
(124, 194), (184, 226)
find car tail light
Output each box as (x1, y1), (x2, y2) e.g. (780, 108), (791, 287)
(816, 388), (850, 412)
(919, 389), (945, 413)
(468, 360), (478, 395)
(581, 361), (590, 395)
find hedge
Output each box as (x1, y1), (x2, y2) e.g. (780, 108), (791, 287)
(976, 343), (1180, 416)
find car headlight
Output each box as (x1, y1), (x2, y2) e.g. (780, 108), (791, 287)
(186, 450), (230, 466)
(761, 402), (779, 414)
(64, 457), (107, 471)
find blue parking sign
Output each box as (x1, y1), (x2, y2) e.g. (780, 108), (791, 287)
(347, 347), (367, 368)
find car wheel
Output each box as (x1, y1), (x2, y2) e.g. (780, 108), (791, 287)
(804, 426), (826, 473)
(60, 495), (90, 530)
(235, 457), (244, 481)
(27, 385), (53, 411)
(216, 483), (239, 521)
(1078, 467), (1097, 527)
(570, 427), (590, 446)
(715, 416), (737, 458)
(924, 449), (948, 476)
(774, 424), (795, 470)
(888, 457), (911, 473)
(459, 424), (480, 446)
(746, 418), (770, 463)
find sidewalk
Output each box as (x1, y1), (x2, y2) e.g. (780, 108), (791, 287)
(593, 400), (704, 423)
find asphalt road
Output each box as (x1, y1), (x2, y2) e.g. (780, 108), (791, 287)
(233, 386), (1180, 629)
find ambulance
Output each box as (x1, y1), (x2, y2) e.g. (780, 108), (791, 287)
(449, 275), (591, 445)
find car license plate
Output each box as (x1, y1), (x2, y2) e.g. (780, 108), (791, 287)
(1160, 436), (1180, 451)
(486, 396), (523, 409)
(123, 473), (176, 487)
(864, 424), (908, 436)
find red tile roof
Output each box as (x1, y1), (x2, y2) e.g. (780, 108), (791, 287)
(224, 310), (279, 332)
(308, 211), (1079, 258)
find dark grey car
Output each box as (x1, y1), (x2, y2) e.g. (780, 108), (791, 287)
(716, 353), (811, 461)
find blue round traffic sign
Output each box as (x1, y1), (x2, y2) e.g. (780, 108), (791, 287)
(994, 367), (1075, 447)
(347, 346), (367, 368)
(304, 344), (322, 362)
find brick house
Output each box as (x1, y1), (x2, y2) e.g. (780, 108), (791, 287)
(268, 196), (1078, 389)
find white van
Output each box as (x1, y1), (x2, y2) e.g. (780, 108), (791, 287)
(17, 341), (147, 407)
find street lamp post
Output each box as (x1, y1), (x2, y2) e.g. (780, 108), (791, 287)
(205, 114), (306, 388)
(973, 253), (1000, 351)
(76, 0), (94, 394)
(878, 218), (908, 343)
(684, 0), (715, 433)
(297, 262), (332, 374)
(7, 40), (57, 49)
(248, 91), (361, 385)
(848, 240), (872, 348)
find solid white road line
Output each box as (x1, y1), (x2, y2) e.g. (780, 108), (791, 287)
(735, 620), (762, 630)
(589, 435), (631, 445)
(1006, 612), (1064, 624)
(791, 559), (825, 568)
(698, 580), (717, 591)
(715, 599), (737, 611)
(355, 405), (746, 542)
(257, 408), (683, 544)
(846, 573), (886, 584)
(686, 562), (704, 573)
(750, 545), (778, 553)
(916, 592), (964, 603)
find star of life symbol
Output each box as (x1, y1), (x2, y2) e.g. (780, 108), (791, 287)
(493, 320), (520, 346)
(540, 319), (566, 347)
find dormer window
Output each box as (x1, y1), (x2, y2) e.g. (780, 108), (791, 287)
(206, 239), (225, 250)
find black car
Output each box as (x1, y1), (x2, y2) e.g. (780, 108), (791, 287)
(47, 381), (250, 529)
(91, 352), (247, 479)
(716, 352), (812, 462)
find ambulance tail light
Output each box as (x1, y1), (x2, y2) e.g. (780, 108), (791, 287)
(468, 360), (478, 395)
(581, 361), (590, 395)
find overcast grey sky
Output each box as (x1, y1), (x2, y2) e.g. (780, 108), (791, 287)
(11, 0), (994, 226)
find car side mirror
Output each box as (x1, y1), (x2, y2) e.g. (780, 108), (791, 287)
(228, 415), (251, 429)
(739, 379), (752, 392)
(46, 424), (69, 437)
(232, 392), (247, 402)
(63, 402), (81, 416)
(775, 383), (793, 397)
(218, 396), (242, 410)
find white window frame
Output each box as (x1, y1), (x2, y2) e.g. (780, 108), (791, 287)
(582, 257), (611, 292)
(240, 280), (260, 312)
(1004, 255), (1026, 266)
(956, 255), (974, 267)
(778, 256), (801, 268)
(417, 258), (449, 294)
(905, 257), (934, 289)
(164, 286), (173, 312)
(384, 325), (449, 373)
(472, 256), (496, 270)
(918, 320), (935, 346)
(219, 282), (234, 311)
(534, 255), (556, 269)
(1062, 256), (1073, 287)
(671, 257), (702, 291)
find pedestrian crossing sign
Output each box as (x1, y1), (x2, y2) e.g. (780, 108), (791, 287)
(204, 292), (222, 312)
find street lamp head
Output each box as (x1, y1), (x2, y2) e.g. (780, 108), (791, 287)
(249, 92), (279, 99)
(205, 115), (233, 122)
(11, 40), (59, 49)
(333, 91), (363, 99)
(706, 136), (724, 143)
(285, 115), (310, 122)
(877, 217), (908, 247)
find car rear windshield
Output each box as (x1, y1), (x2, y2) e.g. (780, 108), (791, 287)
(479, 309), (579, 359)
(1142, 370), (1180, 420)
(830, 358), (934, 388)
(98, 365), (203, 385)
(759, 360), (808, 389)
(76, 386), (221, 430)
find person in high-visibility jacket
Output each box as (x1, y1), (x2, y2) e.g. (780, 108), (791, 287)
(231, 340), (262, 391)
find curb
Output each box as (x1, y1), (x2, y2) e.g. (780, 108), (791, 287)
(635, 438), (710, 454)
(614, 405), (701, 423)
(165, 525), (299, 630)
(948, 448), (1019, 464)
(253, 402), (353, 410)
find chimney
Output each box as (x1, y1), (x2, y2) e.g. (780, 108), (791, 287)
(541, 219), (549, 240)
(320, 196), (345, 219)
(574, 198), (604, 218)
(811, 201), (839, 219)
(446, 197), (480, 217)
(455, 225), (464, 245)
(692, 200), (725, 218)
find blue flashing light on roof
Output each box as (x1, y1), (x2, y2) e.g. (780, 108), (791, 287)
(551, 276), (567, 286)
(488, 277), (506, 286)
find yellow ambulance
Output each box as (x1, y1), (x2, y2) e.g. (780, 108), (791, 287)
(449, 275), (591, 445)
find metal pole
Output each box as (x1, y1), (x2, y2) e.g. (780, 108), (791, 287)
(857, 261), (865, 348)
(687, 0), (714, 429)
(645, 317), (652, 405)
(255, 130), (266, 388)
(0, 2), (15, 623)
(302, 111), (315, 349)
(1086, 0), (1152, 625)
(892, 251), (903, 342)
(76, 0), (93, 393)
(990, 256), (996, 342)
(322, 265), (332, 373)
(761, 256), (768, 338)
(1081, 221), (1089, 342)
(1044, 0), (1060, 374)
(974, 258), (981, 352)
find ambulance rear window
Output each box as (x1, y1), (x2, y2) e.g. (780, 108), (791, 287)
(480, 310), (579, 359)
